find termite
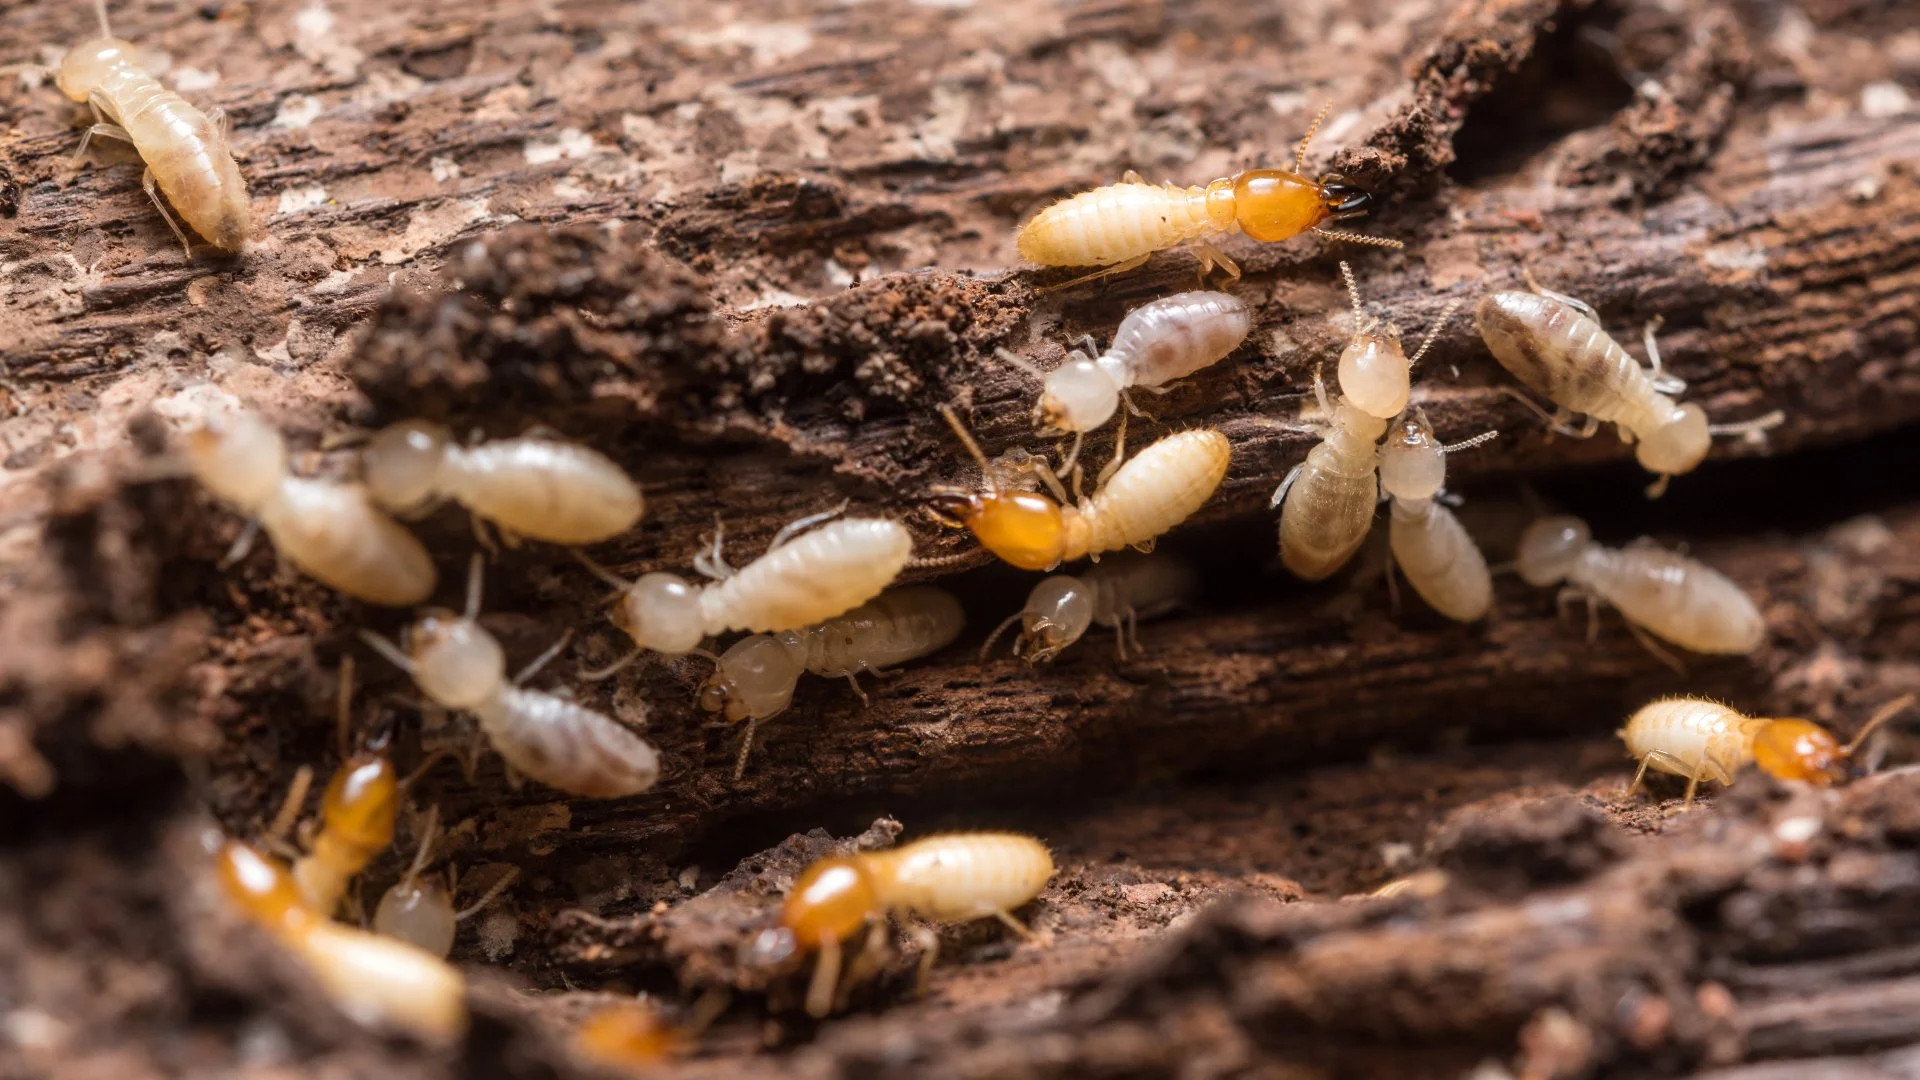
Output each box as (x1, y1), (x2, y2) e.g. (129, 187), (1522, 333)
(1516, 515), (1766, 665)
(998, 291), (1250, 470)
(1271, 372), (1389, 581)
(572, 993), (726, 1072)
(1475, 280), (1783, 497)
(361, 554), (662, 799)
(1376, 409), (1499, 622)
(697, 586), (966, 778)
(927, 405), (1230, 572)
(755, 832), (1054, 1017)
(290, 733), (398, 918)
(372, 806), (519, 957)
(361, 421), (643, 546)
(576, 508), (915, 676)
(1015, 105), (1399, 289)
(1334, 262), (1462, 421)
(980, 551), (1199, 663)
(212, 837), (466, 1041)
(1620, 694), (1915, 805)
(180, 407), (437, 606)
(44, 1), (250, 253)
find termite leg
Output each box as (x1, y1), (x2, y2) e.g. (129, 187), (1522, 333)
(1641, 317), (1687, 395)
(692, 514), (734, 581)
(1119, 388), (1155, 421)
(1069, 333), (1100, 357)
(1644, 473), (1674, 499)
(1126, 607), (1144, 656)
(579, 647), (644, 682)
(140, 168), (194, 258)
(1521, 270), (1601, 322)
(908, 922), (941, 998)
(469, 514), (503, 558)
(1035, 253), (1153, 294)
(988, 907), (1036, 940)
(1311, 365), (1333, 414)
(1622, 619), (1687, 674)
(512, 629), (575, 686)
(1497, 387), (1598, 440)
(1625, 754), (1652, 799)
(1056, 431), (1085, 481)
(767, 499), (852, 552)
(1681, 756), (1707, 807)
(805, 936), (843, 1018)
(73, 120), (133, 162)
(207, 105), (231, 138)
(1030, 456), (1071, 504)
(264, 765), (314, 853)
(1383, 541), (1402, 618)
(462, 552), (486, 620)
(841, 672), (870, 706)
(1268, 463), (1304, 510)
(1093, 411), (1130, 493)
(1190, 239), (1240, 282)
(220, 519), (262, 567)
(1121, 169), (1146, 183)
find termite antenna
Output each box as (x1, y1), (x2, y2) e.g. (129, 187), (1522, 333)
(1296, 101), (1332, 175)
(1707, 410), (1786, 442)
(571, 548), (634, 592)
(978, 612), (1023, 661)
(906, 550), (977, 570)
(1842, 693), (1917, 756)
(1339, 261), (1365, 328)
(455, 866), (520, 921)
(95, 0), (112, 39)
(992, 347), (1046, 383)
(462, 552), (486, 620)
(398, 804), (440, 890)
(1312, 228), (1405, 250)
(1441, 429), (1500, 455)
(359, 629), (418, 676)
(335, 654), (356, 761)
(938, 404), (999, 494)
(1408, 299), (1463, 369)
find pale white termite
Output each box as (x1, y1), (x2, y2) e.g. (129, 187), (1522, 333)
(929, 406), (1230, 572)
(361, 421), (643, 546)
(576, 508), (915, 677)
(47, 2), (250, 253)
(1000, 291), (1250, 470)
(1476, 281), (1783, 496)
(1376, 409), (1499, 622)
(180, 408), (437, 607)
(981, 551), (1199, 663)
(1271, 373), (1389, 581)
(1334, 262), (1462, 420)
(1516, 515), (1766, 664)
(759, 832), (1055, 1017)
(361, 555), (661, 799)
(1619, 694), (1914, 804)
(372, 807), (519, 957)
(697, 586), (966, 778)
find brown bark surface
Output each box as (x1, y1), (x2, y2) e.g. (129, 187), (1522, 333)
(2, 0), (1919, 1076)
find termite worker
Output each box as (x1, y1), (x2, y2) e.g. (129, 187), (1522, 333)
(361, 555), (661, 799)
(980, 551), (1199, 663)
(361, 421), (643, 546)
(1015, 105), (1398, 289)
(576, 509), (915, 677)
(1376, 409), (1498, 622)
(1516, 515), (1766, 665)
(45, 1), (250, 253)
(1271, 373), (1389, 581)
(1620, 694), (1915, 805)
(1475, 281), (1783, 497)
(213, 837), (466, 1041)
(1334, 262), (1462, 421)
(928, 406), (1230, 572)
(751, 832), (1054, 1017)
(372, 807), (519, 957)
(697, 586), (966, 778)
(180, 408), (437, 606)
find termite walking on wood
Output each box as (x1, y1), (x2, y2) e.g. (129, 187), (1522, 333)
(43, 1), (250, 253)
(1620, 694), (1915, 804)
(362, 554), (661, 799)
(1015, 105), (1399, 289)
(697, 586), (966, 779)
(1335, 262), (1462, 421)
(928, 406), (1229, 572)
(213, 837), (466, 1041)
(752, 832), (1054, 1017)
(372, 806), (519, 957)
(1516, 515), (1766, 667)
(998, 291), (1250, 472)
(180, 408), (437, 606)
(1376, 410), (1498, 622)
(575, 508), (915, 678)
(981, 551), (1198, 663)
(361, 421), (643, 546)
(1271, 372), (1389, 581)
(1475, 280), (1783, 496)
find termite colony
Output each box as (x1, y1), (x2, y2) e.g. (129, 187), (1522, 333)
(16, 0), (1883, 1059)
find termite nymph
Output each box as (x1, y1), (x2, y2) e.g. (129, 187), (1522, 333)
(361, 421), (643, 546)
(48, 1), (250, 253)
(372, 806), (520, 957)
(1335, 262), (1462, 421)
(212, 837), (466, 1041)
(927, 405), (1230, 572)
(754, 832), (1054, 1018)
(1015, 105), (1398, 289)
(361, 554), (661, 799)
(1516, 515), (1766, 666)
(697, 586), (966, 779)
(1376, 409), (1498, 622)
(980, 551), (1198, 663)
(1620, 694), (1916, 804)
(1475, 280), (1783, 496)
(1271, 372), (1389, 581)
(180, 407), (437, 606)
(576, 508), (915, 676)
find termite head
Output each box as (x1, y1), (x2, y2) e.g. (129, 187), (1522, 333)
(609, 572), (706, 655)
(697, 635), (801, 723)
(182, 410), (288, 512)
(1634, 402), (1710, 478)
(927, 490), (1066, 572)
(214, 840), (311, 936)
(56, 37), (139, 102)
(778, 857), (879, 950)
(1337, 324), (1409, 420)
(375, 879), (457, 958)
(407, 610), (504, 710)
(1319, 178), (1375, 221)
(1231, 169), (1337, 243)
(1038, 355), (1119, 433)
(1378, 409), (1445, 502)
(1516, 515), (1591, 587)
(1751, 719), (1850, 786)
(1015, 576), (1094, 663)
(319, 750), (399, 855)
(362, 421), (453, 514)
